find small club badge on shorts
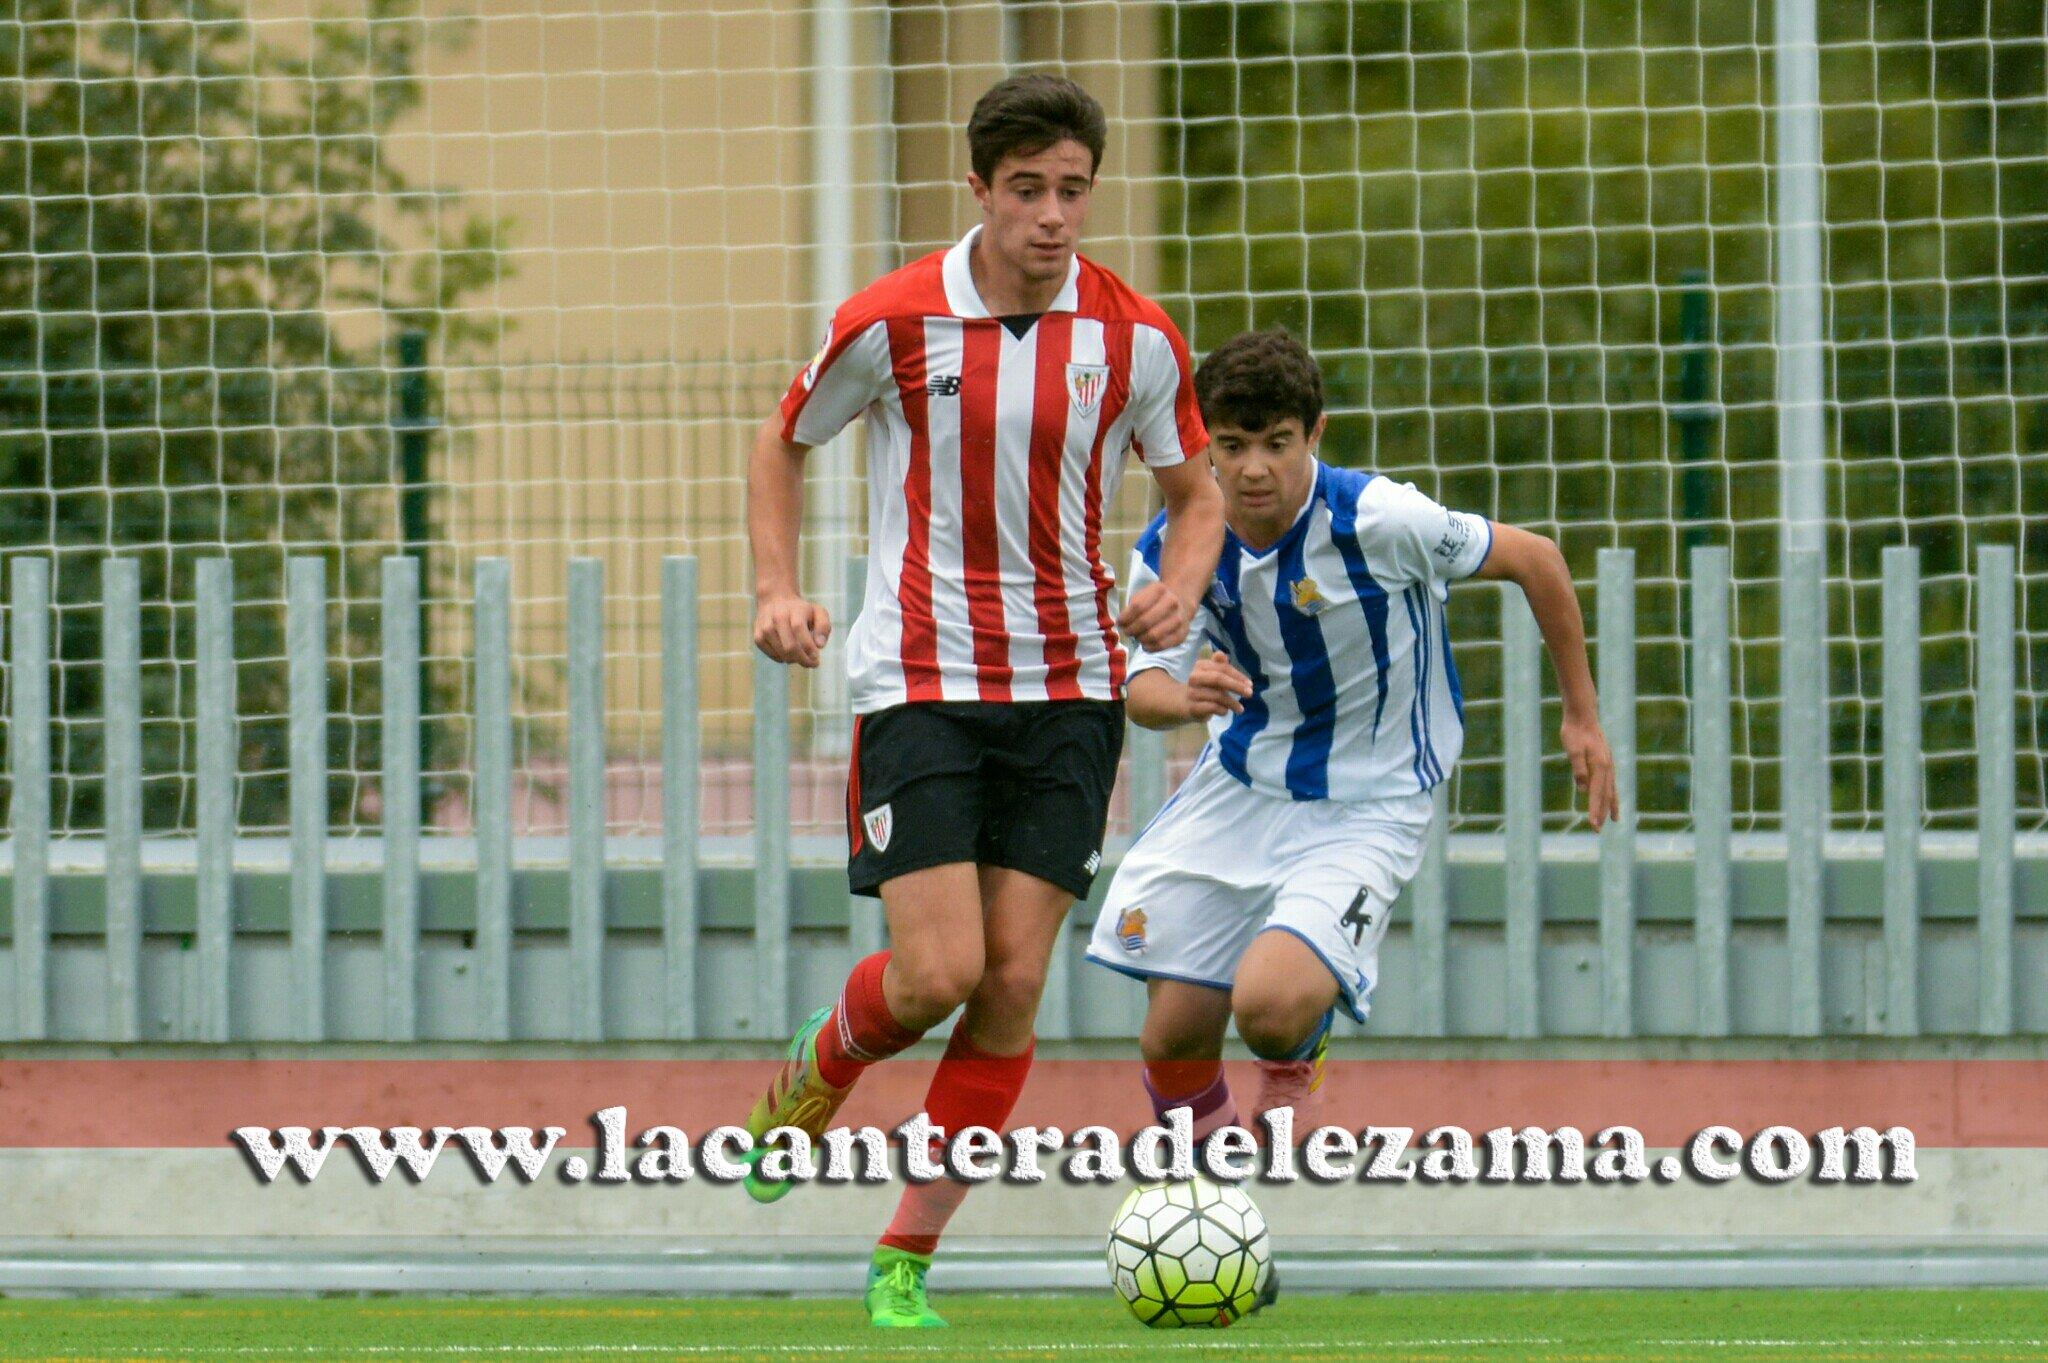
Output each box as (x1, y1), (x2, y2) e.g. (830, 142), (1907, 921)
(863, 802), (893, 853)
(1115, 906), (1148, 955)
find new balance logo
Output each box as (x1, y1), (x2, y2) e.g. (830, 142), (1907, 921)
(1084, 850), (1101, 875)
(927, 374), (961, 397)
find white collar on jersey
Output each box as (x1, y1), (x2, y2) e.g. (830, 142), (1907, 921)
(943, 226), (1083, 319)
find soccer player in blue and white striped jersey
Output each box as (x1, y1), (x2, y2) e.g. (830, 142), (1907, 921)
(1086, 329), (1617, 1159)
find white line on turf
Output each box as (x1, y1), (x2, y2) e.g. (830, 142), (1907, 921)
(10, 1339), (2048, 1358)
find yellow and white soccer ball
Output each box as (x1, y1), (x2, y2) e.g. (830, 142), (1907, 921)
(1105, 1176), (1270, 1328)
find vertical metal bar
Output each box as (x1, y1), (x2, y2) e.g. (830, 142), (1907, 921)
(193, 559), (234, 1043)
(1597, 549), (1637, 1038)
(1409, 783), (1450, 1037)
(381, 555), (421, 1042)
(1128, 725), (1167, 835)
(1502, 587), (1543, 1038)
(1039, 920), (1074, 1041)
(1881, 546), (1921, 1036)
(567, 557), (606, 1042)
(8, 558), (50, 1040)
(844, 553), (884, 959)
(286, 556), (327, 1041)
(662, 556), (699, 1040)
(806, 0), (856, 740)
(1773, 0), (1827, 560)
(753, 650), (791, 1038)
(1781, 545), (1826, 1036)
(1976, 544), (2015, 1036)
(1690, 546), (1733, 1036)
(101, 558), (142, 1042)
(473, 558), (513, 1042)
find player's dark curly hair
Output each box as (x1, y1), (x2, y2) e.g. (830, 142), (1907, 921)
(1194, 328), (1324, 435)
(967, 75), (1107, 184)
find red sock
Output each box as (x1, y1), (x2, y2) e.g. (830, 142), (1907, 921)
(813, 950), (924, 1090)
(1144, 1059), (1238, 1142)
(878, 1030), (1035, 1257)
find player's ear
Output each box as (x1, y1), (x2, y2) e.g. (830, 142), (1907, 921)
(1308, 413), (1328, 448)
(967, 172), (990, 209)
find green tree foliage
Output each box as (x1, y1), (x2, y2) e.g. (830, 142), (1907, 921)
(0, 2), (506, 831)
(1162, 0), (2046, 828)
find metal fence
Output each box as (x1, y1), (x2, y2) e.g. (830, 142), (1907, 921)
(1, 544), (2035, 1045)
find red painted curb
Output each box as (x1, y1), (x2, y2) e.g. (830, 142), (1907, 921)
(0, 1059), (2041, 1148)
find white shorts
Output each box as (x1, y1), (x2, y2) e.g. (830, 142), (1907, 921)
(1085, 746), (1432, 1022)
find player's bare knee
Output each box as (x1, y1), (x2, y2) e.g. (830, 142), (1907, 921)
(889, 948), (983, 1022)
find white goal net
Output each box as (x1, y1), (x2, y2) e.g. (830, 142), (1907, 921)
(1, 0), (2041, 841)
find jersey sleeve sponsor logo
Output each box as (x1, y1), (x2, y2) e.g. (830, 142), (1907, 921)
(801, 322), (834, 392)
(1433, 512), (1473, 564)
(926, 373), (961, 397)
(1115, 906), (1148, 955)
(1067, 362), (1108, 417)
(862, 802), (893, 853)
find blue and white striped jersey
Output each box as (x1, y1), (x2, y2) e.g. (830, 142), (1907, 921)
(1127, 462), (1493, 804)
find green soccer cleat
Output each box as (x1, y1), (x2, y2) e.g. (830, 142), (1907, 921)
(865, 1248), (947, 1328)
(741, 1004), (851, 1205)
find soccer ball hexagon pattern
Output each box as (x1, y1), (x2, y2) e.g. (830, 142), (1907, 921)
(1104, 1177), (1271, 1328)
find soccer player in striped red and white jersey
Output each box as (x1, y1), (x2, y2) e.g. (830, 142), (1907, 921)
(741, 75), (1225, 1326)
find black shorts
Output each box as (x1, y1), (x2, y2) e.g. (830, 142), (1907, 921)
(846, 700), (1125, 901)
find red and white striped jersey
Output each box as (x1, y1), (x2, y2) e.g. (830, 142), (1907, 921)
(779, 228), (1207, 714)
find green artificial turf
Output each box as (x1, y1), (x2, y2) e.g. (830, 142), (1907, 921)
(0, 1289), (2044, 1361)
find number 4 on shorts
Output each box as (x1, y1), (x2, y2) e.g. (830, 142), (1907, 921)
(1339, 888), (1374, 945)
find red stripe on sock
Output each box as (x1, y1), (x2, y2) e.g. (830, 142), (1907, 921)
(1143, 1058), (1223, 1103)
(814, 951), (923, 1090)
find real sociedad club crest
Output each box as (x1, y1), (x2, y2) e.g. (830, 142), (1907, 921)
(1067, 362), (1108, 417)
(1116, 906), (1148, 955)
(1290, 576), (1331, 616)
(862, 802), (893, 853)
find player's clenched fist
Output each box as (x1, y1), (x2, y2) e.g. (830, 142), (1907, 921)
(1185, 650), (1253, 720)
(753, 592), (831, 669)
(1118, 580), (1195, 653)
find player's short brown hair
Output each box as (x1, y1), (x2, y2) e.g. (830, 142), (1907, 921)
(967, 75), (1107, 185)
(1194, 329), (1324, 436)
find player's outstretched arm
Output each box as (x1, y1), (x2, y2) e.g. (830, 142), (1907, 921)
(1472, 523), (1618, 828)
(1126, 651), (1253, 730)
(1119, 458), (1224, 653)
(746, 414), (832, 668)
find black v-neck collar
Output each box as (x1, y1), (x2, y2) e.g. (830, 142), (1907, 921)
(996, 312), (1043, 340)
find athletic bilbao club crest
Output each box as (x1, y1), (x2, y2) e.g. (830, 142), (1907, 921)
(1067, 362), (1109, 417)
(1116, 906), (1148, 955)
(862, 802), (893, 853)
